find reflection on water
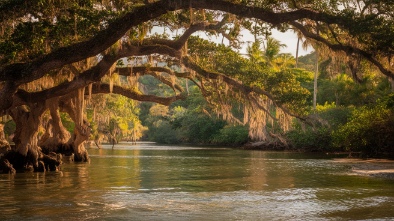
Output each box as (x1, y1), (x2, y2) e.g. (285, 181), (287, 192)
(1, 142), (394, 220)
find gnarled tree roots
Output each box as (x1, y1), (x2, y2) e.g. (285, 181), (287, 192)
(0, 143), (89, 174)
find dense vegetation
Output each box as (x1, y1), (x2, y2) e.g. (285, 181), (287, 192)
(286, 51), (394, 157)
(140, 47), (394, 158)
(1, 0), (394, 173)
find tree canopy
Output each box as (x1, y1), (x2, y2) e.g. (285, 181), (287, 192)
(0, 0), (394, 170)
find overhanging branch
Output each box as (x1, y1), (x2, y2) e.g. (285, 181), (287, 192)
(181, 56), (306, 121)
(290, 21), (394, 79)
(90, 83), (185, 105)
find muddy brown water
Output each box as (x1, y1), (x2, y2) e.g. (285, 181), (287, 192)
(1, 142), (394, 220)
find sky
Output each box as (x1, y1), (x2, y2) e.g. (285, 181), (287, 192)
(152, 25), (313, 58)
(269, 29), (313, 56)
(194, 28), (313, 57)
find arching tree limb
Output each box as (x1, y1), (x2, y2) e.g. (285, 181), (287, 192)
(0, 0), (361, 83)
(4, 19), (226, 112)
(290, 21), (394, 79)
(181, 56), (307, 121)
(90, 83), (185, 105)
(116, 66), (184, 92)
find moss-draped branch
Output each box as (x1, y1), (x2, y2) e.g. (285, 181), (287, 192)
(1, 0), (393, 114)
(2, 0), (386, 83)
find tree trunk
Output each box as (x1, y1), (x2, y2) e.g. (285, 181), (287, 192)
(6, 104), (61, 172)
(313, 50), (319, 111)
(59, 91), (90, 162)
(71, 122), (90, 162)
(10, 104), (45, 169)
(390, 78), (394, 92)
(0, 123), (11, 156)
(295, 37), (300, 68)
(38, 97), (72, 154)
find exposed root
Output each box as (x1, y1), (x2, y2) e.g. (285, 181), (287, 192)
(0, 149), (62, 173)
(0, 158), (16, 174)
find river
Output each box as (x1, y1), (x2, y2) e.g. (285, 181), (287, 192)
(1, 142), (394, 220)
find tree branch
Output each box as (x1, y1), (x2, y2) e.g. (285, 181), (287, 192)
(7, 18), (227, 110)
(0, 0), (347, 84)
(90, 83), (185, 106)
(181, 56), (306, 120)
(116, 66), (184, 92)
(290, 21), (394, 79)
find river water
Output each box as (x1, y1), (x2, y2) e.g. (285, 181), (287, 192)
(1, 142), (394, 221)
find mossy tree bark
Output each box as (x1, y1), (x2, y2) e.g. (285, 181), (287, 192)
(59, 90), (90, 162)
(8, 103), (48, 171)
(0, 123), (10, 154)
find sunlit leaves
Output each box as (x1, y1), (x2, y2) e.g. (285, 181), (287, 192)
(187, 35), (310, 116)
(265, 69), (311, 114)
(87, 93), (142, 142)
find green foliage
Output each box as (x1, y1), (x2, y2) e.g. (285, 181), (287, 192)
(212, 125), (249, 146)
(286, 127), (333, 152)
(144, 103), (181, 144)
(188, 36), (311, 116)
(0, 0), (123, 63)
(179, 112), (227, 144)
(333, 96), (394, 157)
(187, 36), (249, 80)
(286, 105), (352, 152)
(2, 0), (394, 154)
(148, 119), (182, 144)
(87, 93), (142, 143)
(297, 52), (316, 72)
(3, 120), (16, 137)
(144, 87), (248, 145)
(265, 69), (311, 115)
(264, 37), (286, 63)
(60, 112), (75, 134)
(320, 72), (391, 106)
(316, 104), (353, 129)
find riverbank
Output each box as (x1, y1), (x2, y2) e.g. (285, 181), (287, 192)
(242, 141), (394, 180)
(334, 158), (394, 179)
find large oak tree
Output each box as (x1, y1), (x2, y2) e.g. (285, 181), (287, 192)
(0, 0), (393, 172)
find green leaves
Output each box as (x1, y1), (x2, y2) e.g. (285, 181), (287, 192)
(87, 93), (142, 142)
(0, 1), (118, 64)
(333, 99), (394, 157)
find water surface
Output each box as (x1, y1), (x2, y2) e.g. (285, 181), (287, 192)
(1, 142), (394, 220)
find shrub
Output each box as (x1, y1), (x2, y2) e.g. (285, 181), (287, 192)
(149, 120), (182, 144)
(285, 106), (352, 152)
(286, 127), (333, 152)
(212, 125), (249, 146)
(333, 101), (394, 157)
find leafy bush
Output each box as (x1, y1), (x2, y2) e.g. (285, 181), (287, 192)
(286, 127), (333, 152)
(212, 125), (249, 146)
(285, 106), (352, 152)
(148, 120), (182, 144)
(333, 96), (394, 157)
(315, 104), (353, 129)
(180, 113), (226, 144)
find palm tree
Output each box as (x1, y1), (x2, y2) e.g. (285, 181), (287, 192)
(272, 53), (296, 71)
(246, 39), (266, 65)
(263, 36), (286, 65)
